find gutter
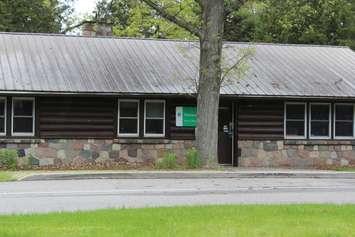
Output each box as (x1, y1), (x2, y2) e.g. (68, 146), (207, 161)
(0, 90), (355, 100)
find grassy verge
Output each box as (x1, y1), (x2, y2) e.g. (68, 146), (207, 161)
(0, 171), (16, 182)
(0, 204), (355, 237)
(335, 167), (355, 172)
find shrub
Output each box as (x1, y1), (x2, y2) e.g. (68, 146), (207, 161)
(27, 154), (39, 167)
(156, 152), (177, 169)
(186, 147), (201, 169)
(0, 149), (18, 170)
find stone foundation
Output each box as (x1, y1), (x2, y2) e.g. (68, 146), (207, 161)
(3, 138), (355, 169)
(239, 140), (355, 168)
(0, 139), (194, 169)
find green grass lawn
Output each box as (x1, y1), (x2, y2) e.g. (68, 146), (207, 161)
(0, 205), (354, 237)
(335, 167), (355, 172)
(0, 171), (15, 182)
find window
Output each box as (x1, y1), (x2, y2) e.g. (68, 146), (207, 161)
(0, 98), (6, 135)
(118, 100), (139, 136)
(12, 97), (35, 136)
(309, 103), (331, 139)
(334, 104), (354, 138)
(284, 103), (306, 138)
(144, 100), (165, 137)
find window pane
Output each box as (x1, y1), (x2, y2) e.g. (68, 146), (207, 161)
(286, 104), (305, 120)
(145, 119), (164, 134)
(311, 104), (329, 121)
(14, 100), (33, 116)
(0, 100), (5, 116)
(146, 102), (164, 118)
(13, 117), (33, 133)
(119, 119), (138, 134)
(311, 121), (329, 137)
(120, 101), (138, 117)
(335, 105), (353, 121)
(286, 121), (305, 136)
(0, 118), (4, 133)
(335, 122), (353, 137)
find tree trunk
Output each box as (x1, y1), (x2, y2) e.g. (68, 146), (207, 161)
(196, 0), (224, 167)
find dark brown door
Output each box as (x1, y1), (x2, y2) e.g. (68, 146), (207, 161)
(218, 106), (233, 164)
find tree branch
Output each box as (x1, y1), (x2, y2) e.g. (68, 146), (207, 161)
(141, 0), (201, 38)
(220, 48), (254, 84)
(61, 20), (96, 34)
(61, 20), (111, 34)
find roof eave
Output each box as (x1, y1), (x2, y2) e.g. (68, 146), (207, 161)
(1, 90), (355, 100)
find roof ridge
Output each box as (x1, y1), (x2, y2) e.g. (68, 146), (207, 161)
(0, 31), (350, 49)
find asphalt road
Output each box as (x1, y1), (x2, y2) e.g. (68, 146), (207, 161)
(1, 178), (355, 214)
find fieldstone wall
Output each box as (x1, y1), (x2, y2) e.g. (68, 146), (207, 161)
(239, 140), (355, 168)
(3, 138), (355, 169)
(0, 139), (194, 169)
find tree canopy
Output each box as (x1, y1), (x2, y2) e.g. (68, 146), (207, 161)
(92, 0), (355, 49)
(251, 0), (355, 48)
(92, 0), (199, 38)
(0, 0), (74, 33)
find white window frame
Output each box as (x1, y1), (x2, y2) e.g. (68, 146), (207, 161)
(11, 97), (35, 137)
(333, 103), (355, 139)
(144, 100), (165, 137)
(0, 97), (6, 136)
(309, 102), (331, 139)
(284, 102), (307, 139)
(117, 99), (140, 137)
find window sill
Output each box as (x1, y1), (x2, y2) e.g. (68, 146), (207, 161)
(114, 138), (171, 144)
(284, 140), (355, 145)
(0, 138), (42, 144)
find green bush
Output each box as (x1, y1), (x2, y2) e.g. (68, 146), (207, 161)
(186, 147), (201, 169)
(0, 149), (18, 170)
(156, 152), (177, 169)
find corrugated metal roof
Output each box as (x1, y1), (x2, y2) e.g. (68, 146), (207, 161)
(1, 32), (355, 98)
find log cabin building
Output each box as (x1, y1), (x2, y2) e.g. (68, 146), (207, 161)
(1, 32), (355, 168)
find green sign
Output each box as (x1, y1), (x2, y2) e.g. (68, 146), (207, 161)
(176, 106), (197, 127)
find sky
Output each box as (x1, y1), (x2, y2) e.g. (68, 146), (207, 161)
(73, 0), (98, 17)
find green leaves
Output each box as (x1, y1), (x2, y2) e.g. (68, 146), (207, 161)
(93, 0), (199, 39)
(0, 0), (74, 33)
(93, 0), (355, 50)
(0, 149), (18, 170)
(252, 0), (355, 48)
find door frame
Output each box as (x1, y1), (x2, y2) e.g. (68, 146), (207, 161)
(232, 101), (238, 167)
(231, 101), (235, 166)
(218, 102), (234, 166)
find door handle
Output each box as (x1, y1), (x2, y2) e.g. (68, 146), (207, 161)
(223, 123), (233, 137)
(223, 125), (229, 134)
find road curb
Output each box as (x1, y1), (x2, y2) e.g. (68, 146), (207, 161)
(20, 171), (355, 181)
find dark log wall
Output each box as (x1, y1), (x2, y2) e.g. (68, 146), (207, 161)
(38, 96), (196, 139)
(37, 96), (285, 140)
(38, 97), (116, 138)
(168, 99), (285, 141)
(237, 100), (284, 140)
(167, 98), (196, 140)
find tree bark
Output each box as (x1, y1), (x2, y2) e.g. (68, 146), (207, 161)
(196, 0), (224, 167)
